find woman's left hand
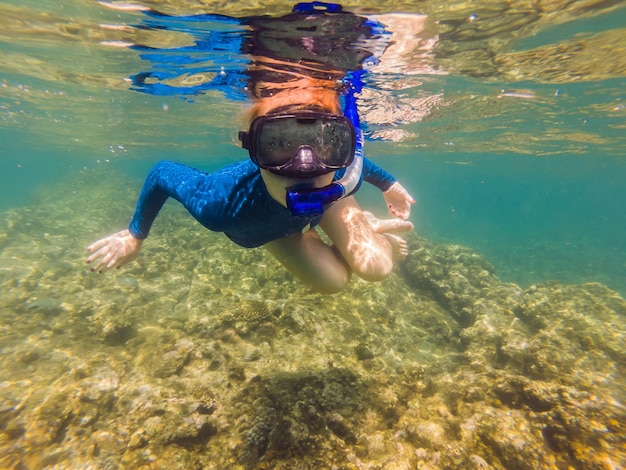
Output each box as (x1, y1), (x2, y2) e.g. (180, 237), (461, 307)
(383, 182), (416, 220)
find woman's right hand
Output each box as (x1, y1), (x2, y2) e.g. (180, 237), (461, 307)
(86, 229), (144, 273)
(382, 182), (416, 220)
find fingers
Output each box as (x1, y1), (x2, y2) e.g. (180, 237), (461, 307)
(383, 184), (416, 220)
(107, 257), (118, 270)
(90, 244), (131, 272)
(86, 238), (118, 272)
(88, 250), (112, 273)
(90, 253), (124, 273)
(85, 244), (105, 264)
(388, 206), (405, 220)
(86, 230), (141, 273)
(88, 257), (106, 273)
(86, 237), (110, 253)
(387, 203), (410, 220)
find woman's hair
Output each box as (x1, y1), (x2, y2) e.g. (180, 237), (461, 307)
(245, 59), (344, 123)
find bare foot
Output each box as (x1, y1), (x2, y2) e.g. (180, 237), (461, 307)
(384, 233), (409, 261)
(362, 211), (412, 261)
(363, 211), (414, 234)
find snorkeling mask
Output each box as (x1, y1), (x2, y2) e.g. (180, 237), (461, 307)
(239, 111), (356, 178)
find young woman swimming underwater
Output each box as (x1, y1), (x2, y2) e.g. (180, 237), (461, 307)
(86, 2), (416, 293)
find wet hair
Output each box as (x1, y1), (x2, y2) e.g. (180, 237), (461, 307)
(246, 76), (342, 122)
(242, 9), (371, 123)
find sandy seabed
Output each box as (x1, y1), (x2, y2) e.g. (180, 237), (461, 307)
(0, 170), (624, 469)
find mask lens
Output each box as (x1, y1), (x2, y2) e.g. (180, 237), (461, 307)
(317, 118), (353, 166)
(253, 114), (354, 170)
(256, 118), (300, 166)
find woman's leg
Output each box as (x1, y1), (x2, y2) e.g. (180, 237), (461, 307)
(265, 229), (351, 294)
(319, 196), (412, 282)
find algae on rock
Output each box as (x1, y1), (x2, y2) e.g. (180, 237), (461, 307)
(0, 171), (624, 469)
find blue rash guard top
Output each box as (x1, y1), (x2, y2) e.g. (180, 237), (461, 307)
(128, 158), (396, 248)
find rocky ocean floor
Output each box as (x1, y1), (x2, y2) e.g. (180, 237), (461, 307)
(0, 169), (624, 469)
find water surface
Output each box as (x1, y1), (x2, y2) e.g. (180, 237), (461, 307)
(1, 0), (624, 291)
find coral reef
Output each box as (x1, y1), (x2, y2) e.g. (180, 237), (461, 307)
(0, 170), (624, 469)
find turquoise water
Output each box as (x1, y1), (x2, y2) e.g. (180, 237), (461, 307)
(1, 1), (625, 468)
(1, 1), (624, 294)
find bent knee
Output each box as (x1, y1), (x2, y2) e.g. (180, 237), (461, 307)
(351, 257), (394, 283)
(307, 270), (351, 294)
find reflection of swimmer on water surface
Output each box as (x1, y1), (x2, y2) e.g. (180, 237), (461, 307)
(87, 2), (419, 293)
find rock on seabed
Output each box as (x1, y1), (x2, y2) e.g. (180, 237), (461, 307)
(0, 171), (624, 469)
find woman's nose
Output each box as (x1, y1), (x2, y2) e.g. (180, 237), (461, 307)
(293, 146), (318, 173)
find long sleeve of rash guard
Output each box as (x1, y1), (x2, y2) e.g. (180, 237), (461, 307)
(128, 160), (255, 240)
(128, 161), (196, 239)
(129, 158), (397, 241)
(362, 157), (396, 191)
(333, 157), (396, 193)
(127, 160), (323, 247)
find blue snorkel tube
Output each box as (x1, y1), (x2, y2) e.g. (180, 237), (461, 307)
(286, 68), (365, 217)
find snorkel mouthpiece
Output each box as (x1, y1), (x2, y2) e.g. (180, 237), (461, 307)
(286, 183), (345, 217)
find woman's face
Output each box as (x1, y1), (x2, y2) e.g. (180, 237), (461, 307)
(260, 169), (335, 207)
(249, 94), (345, 208)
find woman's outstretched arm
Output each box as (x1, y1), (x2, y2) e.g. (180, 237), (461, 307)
(85, 160), (212, 272)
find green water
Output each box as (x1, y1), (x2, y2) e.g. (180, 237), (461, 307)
(1, 1), (625, 468)
(3, 0), (624, 292)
